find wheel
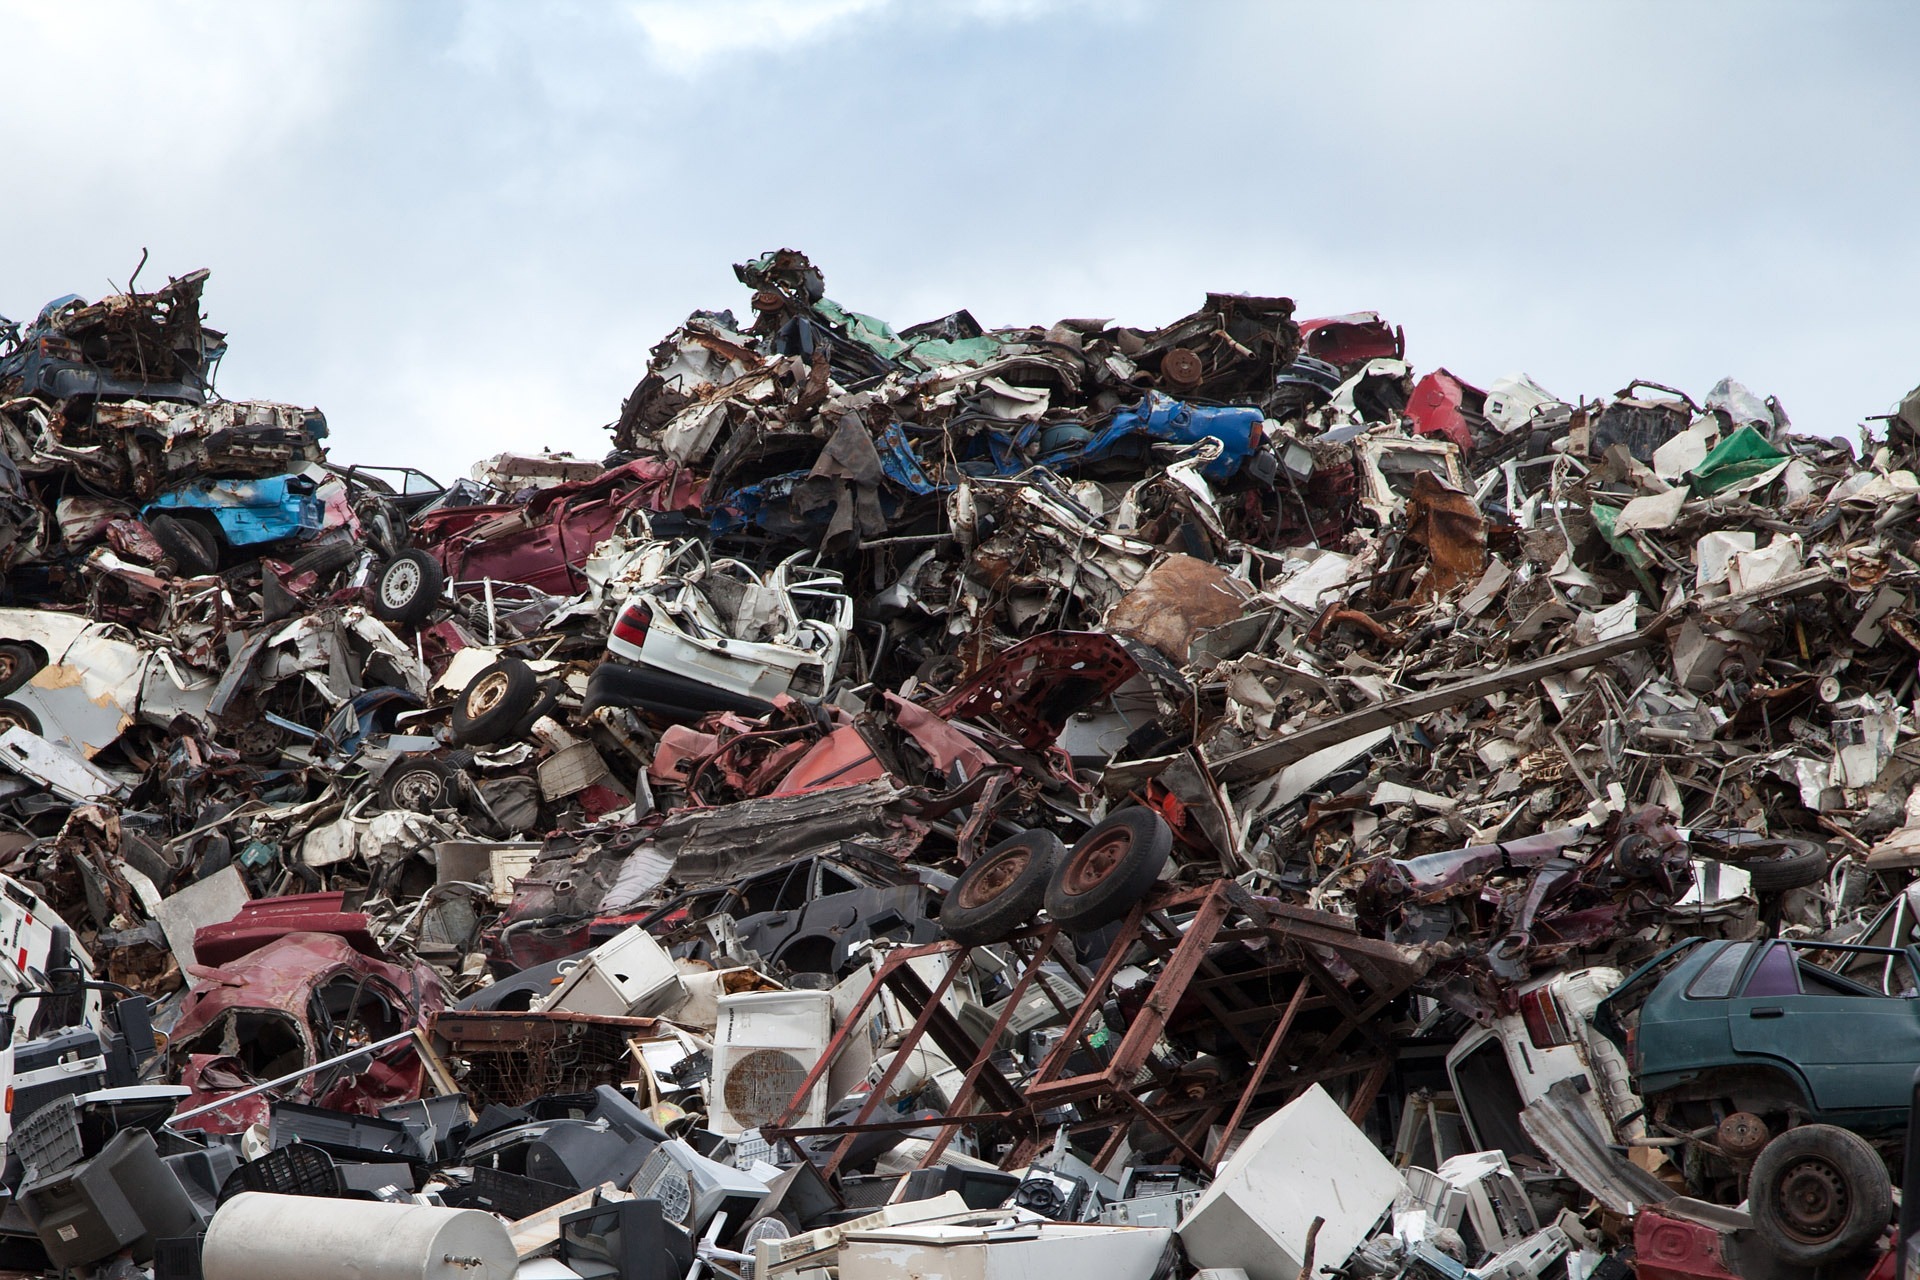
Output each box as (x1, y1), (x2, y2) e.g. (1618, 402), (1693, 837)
(0, 700), (43, 736)
(451, 659), (538, 745)
(377, 758), (460, 812)
(149, 513), (220, 576)
(1748, 1123), (1892, 1265)
(1726, 839), (1830, 893)
(512, 688), (561, 738)
(1045, 808), (1173, 931)
(371, 549), (446, 625)
(0, 644), (41, 696)
(228, 719), (289, 766)
(288, 542), (358, 581)
(940, 830), (1063, 946)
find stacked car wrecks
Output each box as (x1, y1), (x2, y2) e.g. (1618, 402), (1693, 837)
(1, 254), (1919, 1280)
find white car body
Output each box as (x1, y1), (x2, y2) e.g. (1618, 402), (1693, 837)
(604, 542), (852, 702)
(0, 608), (215, 758)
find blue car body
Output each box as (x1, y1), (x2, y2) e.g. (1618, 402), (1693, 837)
(145, 473), (324, 547)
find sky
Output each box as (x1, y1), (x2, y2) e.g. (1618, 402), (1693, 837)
(2, 0), (1916, 476)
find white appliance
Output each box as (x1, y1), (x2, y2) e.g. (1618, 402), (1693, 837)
(709, 990), (833, 1135)
(540, 924), (685, 1018)
(1178, 1084), (1405, 1280)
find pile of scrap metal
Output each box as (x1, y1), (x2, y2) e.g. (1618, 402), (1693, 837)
(4, 256), (1920, 1280)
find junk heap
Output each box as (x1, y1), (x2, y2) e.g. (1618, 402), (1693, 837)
(0, 254), (1917, 1280)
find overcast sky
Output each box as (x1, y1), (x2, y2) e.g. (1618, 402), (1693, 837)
(2, 1), (1914, 476)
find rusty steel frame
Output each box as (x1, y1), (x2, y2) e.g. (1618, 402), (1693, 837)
(765, 880), (1425, 1174)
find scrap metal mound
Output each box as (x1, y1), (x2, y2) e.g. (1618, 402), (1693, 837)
(0, 255), (1914, 1280)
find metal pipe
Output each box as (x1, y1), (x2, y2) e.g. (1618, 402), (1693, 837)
(166, 1027), (418, 1125)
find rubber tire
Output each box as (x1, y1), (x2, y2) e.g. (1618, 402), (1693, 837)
(451, 659), (538, 745)
(0, 645), (41, 697)
(150, 513), (220, 576)
(1748, 1123), (1891, 1265)
(378, 758), (460, 812)
(511, 689), (561, 738)
(372, 549), (445, 626)
(0, 701), (42, 736)
(288, 542), (358, 580)
(1045, 808), (1173, 931)
(941, 830), (1064, 946)
(1730, 839), (1829, 893)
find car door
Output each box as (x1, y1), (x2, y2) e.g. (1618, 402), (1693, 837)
(1728, 940), (1920, 1120)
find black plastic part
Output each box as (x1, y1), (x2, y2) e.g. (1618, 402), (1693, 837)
(153, 1234), (206, 1280)
(898, 1165), (1023, 1210)
(442, 1165), (577, 1218)
(584, 660), (775, 722)
(558, 1199), (694, 1280)
(268, 1100), (423, 1162)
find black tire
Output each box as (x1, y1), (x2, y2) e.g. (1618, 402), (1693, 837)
(1728, 839), (1830, 893)
(372, 549), (445, 625)
(941, 830), (1063, 946)
(0, 700), (42, 736)
(0, 644), (41, 696)
(377, 758), (460, 812)
(451, 659), (538, 745)
(1045, 808), (1173, 931)
(512, 689), (561, 738)
(150, 513), (220, 576)
(288, 541), (358, 580)
(1748, 1123), (1891, 1265)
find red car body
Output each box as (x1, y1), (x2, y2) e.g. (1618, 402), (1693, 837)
(411, 458), (704, 597)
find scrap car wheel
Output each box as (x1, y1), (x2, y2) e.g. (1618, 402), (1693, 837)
(1749, 1124), (1891, 1265)
(372, 549), (445, 626)
(0, 644), (41, 696)
(940, 830), (1063, 946)
(451, 659), (538, 745)
(1045, 807), (1173, 932)
(378, 759), (460, 812)
(229, 719), (289, 766)
(149, 514), (220, 576)
(0, 700), (43, 736)
(1727, 839), (1830, 893)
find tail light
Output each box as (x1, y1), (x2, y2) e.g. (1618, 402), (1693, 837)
(1519, 986), (1573, 1049)
(611, 601), (652, 650)
(1625, 1024), (1639, 1071)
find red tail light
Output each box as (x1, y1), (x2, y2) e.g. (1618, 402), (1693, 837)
(612, 601), (652, 649)
(1519, 987), (1573, 1049)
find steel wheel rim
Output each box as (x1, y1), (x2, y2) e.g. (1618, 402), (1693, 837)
(391, 768), (444, 807)
(1063, 829), (1131, 896)
(468, 670), (512, 718)
(1776, 1156), (1850, 1243)
(959, 847), (1030, 909)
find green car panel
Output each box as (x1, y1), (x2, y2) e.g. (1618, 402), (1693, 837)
(1596, 936), (1920, 1133)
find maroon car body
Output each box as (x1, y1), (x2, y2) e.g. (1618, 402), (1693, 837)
(169, 928), (447, 1133)
(412, 458), (705, 597)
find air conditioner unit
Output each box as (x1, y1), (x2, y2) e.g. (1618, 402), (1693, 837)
(710, 991), (832, 1136)
(541, 924), (685, 1018)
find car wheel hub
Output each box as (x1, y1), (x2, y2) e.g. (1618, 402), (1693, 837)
(0, 654), (16, 682)
(0, 709), (26, 731)
(383, 560), (420, 605)
(1064, 830), (1130, 896)
(233, 721), (285, 755)
(959, 849), (1029, 908)
(468, 671), (511, 717)
(1777, 1157), (1849, 1242)
(392, 769), (444, 807)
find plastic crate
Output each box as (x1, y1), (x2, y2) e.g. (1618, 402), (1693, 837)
(154, 1233), (205, 1280)
(216, 1143), (344, 1202)
(10, 1095), (84, 1183)
(444, 1166), (575, 1218)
